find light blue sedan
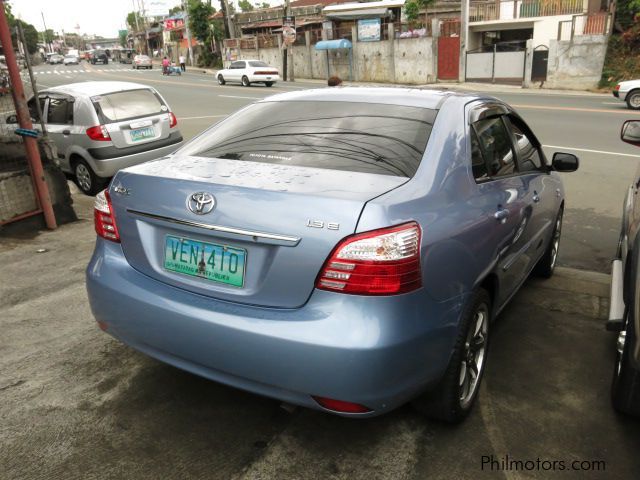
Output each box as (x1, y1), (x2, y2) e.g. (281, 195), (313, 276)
(86, 88), (578, 422)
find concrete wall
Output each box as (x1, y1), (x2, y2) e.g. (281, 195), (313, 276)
(235, 28), (434, 85)
(545, 35), (608, 90)
(532, 15), (574, 46)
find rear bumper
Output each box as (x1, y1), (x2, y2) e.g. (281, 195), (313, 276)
(86, 240), (464, 416)
(249, 75), (280, 83)
(87, 131), (183, 178)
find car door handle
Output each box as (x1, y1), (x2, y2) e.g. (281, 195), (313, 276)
(494, 209), (510, 221)
(62, 129), (71, 135)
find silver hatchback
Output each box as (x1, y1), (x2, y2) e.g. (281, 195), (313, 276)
(28, 81), (183, 194)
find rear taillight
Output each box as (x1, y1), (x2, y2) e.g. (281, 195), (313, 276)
(94, 189), (120, 242)
(615, 84), (621, 91)
(86, 125), (111, 141)
(169, 112), (177, 128)
(254, 70), (279, 75)
(316, 222), (421, 295)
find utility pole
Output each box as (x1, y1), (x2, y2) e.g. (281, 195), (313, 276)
(222, 0), (235, 39)
(459, 0), (468, 83)
(0, 1), (57, 229)
(182, 0), (194, 66)
(41, 11), (50, 53)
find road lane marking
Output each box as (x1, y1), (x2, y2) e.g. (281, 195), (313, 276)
(513, 103), (640, 115)
(218, 94), (263, 100)
(178, 114), (227, 120)
(542, 144), (640, 158)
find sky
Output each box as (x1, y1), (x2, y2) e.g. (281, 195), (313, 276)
(8, 0), (240, 39)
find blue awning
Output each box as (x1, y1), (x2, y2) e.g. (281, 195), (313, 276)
(315, 39), (352, 50)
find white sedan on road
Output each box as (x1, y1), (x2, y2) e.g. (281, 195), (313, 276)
(216, 60), (280, 87)
(614, 79), (640, 110)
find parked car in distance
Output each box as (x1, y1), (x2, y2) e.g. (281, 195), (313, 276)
(608, 119), (640, 417)
(216, 59), (280, 87)
(86, 88), (579, 422)
(48, 54), (64, 64)
(26, 81), (183, 195)
(63, 54), (79, 65)
(91, 51), (108, 65)
(613, 80), (640, 110)
(132, 55), (152, 70)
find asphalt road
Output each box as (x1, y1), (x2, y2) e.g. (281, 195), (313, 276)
(28, 60), (640, 272)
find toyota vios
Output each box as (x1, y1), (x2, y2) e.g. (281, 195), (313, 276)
(86, 88), (578, 422)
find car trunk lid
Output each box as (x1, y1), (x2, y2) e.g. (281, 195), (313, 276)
(109, 155), (408, 308)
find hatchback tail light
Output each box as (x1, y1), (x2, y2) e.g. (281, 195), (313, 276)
(316, 222), (421, 295)
(86, 125), (111, 141)
(169, 112), (177, 128)
(94, 189), (120, 242)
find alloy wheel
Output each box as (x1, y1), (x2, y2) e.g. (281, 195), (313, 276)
(550, 212), (563, 269)
(76, 163), (92, 193)
(459, 304), (489, 409)
(630, 93), (640, 109)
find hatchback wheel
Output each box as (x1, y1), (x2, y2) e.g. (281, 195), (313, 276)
(533, 207), (563, 278)
(412, 288), (491, 423)
(242, 76), (251, 87)
(627, 90), (640, 110)
(217, 75), (226, 85)
(74, 160), (106, 196)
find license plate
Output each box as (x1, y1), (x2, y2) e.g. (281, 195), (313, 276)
(130, 126), (155, 142)
(164, 236), (246, 288)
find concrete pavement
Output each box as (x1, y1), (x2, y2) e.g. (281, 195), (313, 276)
(1, 187), (639, 479)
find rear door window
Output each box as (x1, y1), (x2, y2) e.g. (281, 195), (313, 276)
(248, 61), (269, 67)
(179, 101), (437, 178)
(91, 89), (166, 123)
(46, 97), (73, 125)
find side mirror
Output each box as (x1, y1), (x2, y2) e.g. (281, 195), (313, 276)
(621, 120), (640, 147)
(552, 152), (579, 172)
(6, 114), (17, 124)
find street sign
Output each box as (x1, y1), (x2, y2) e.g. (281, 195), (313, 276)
(282, 16), (296, 46)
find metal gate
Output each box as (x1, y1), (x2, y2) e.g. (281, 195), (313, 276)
(437, 19), (460, 81)
(465, 41), (526, 84)
(531, 45), (548, 83)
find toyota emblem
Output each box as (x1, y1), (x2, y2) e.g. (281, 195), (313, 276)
(187, 192), (216, 215)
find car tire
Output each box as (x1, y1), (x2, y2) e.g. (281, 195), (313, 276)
(242, 76), (251, 87)
(265, 82), (274, 87)
(612, 322), (640, 416)
(626, 90), (640, 110)
(412, 288), (491, 423)
(217, 74), (226, 85)
(533, 207), (563, 278)
(74, 159), (107, 196)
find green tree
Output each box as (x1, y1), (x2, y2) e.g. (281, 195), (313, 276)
(238, 0), (253, 12)
(39, 29), (55, 43)
(168, 5), (184, 16)
(404, 1), (419, 25)
(119, 30), (128, 47)
(187, 0), (215, 43)
(126, 11), (140, 30)
(259, 2), (271, 8)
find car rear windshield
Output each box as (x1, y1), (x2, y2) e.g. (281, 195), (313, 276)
(179, 101), (436, 177)
(248, 61), (269, 67)
(91, 89), (166, 123)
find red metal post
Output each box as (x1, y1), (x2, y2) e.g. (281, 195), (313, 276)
(0, 0), (57, 229)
